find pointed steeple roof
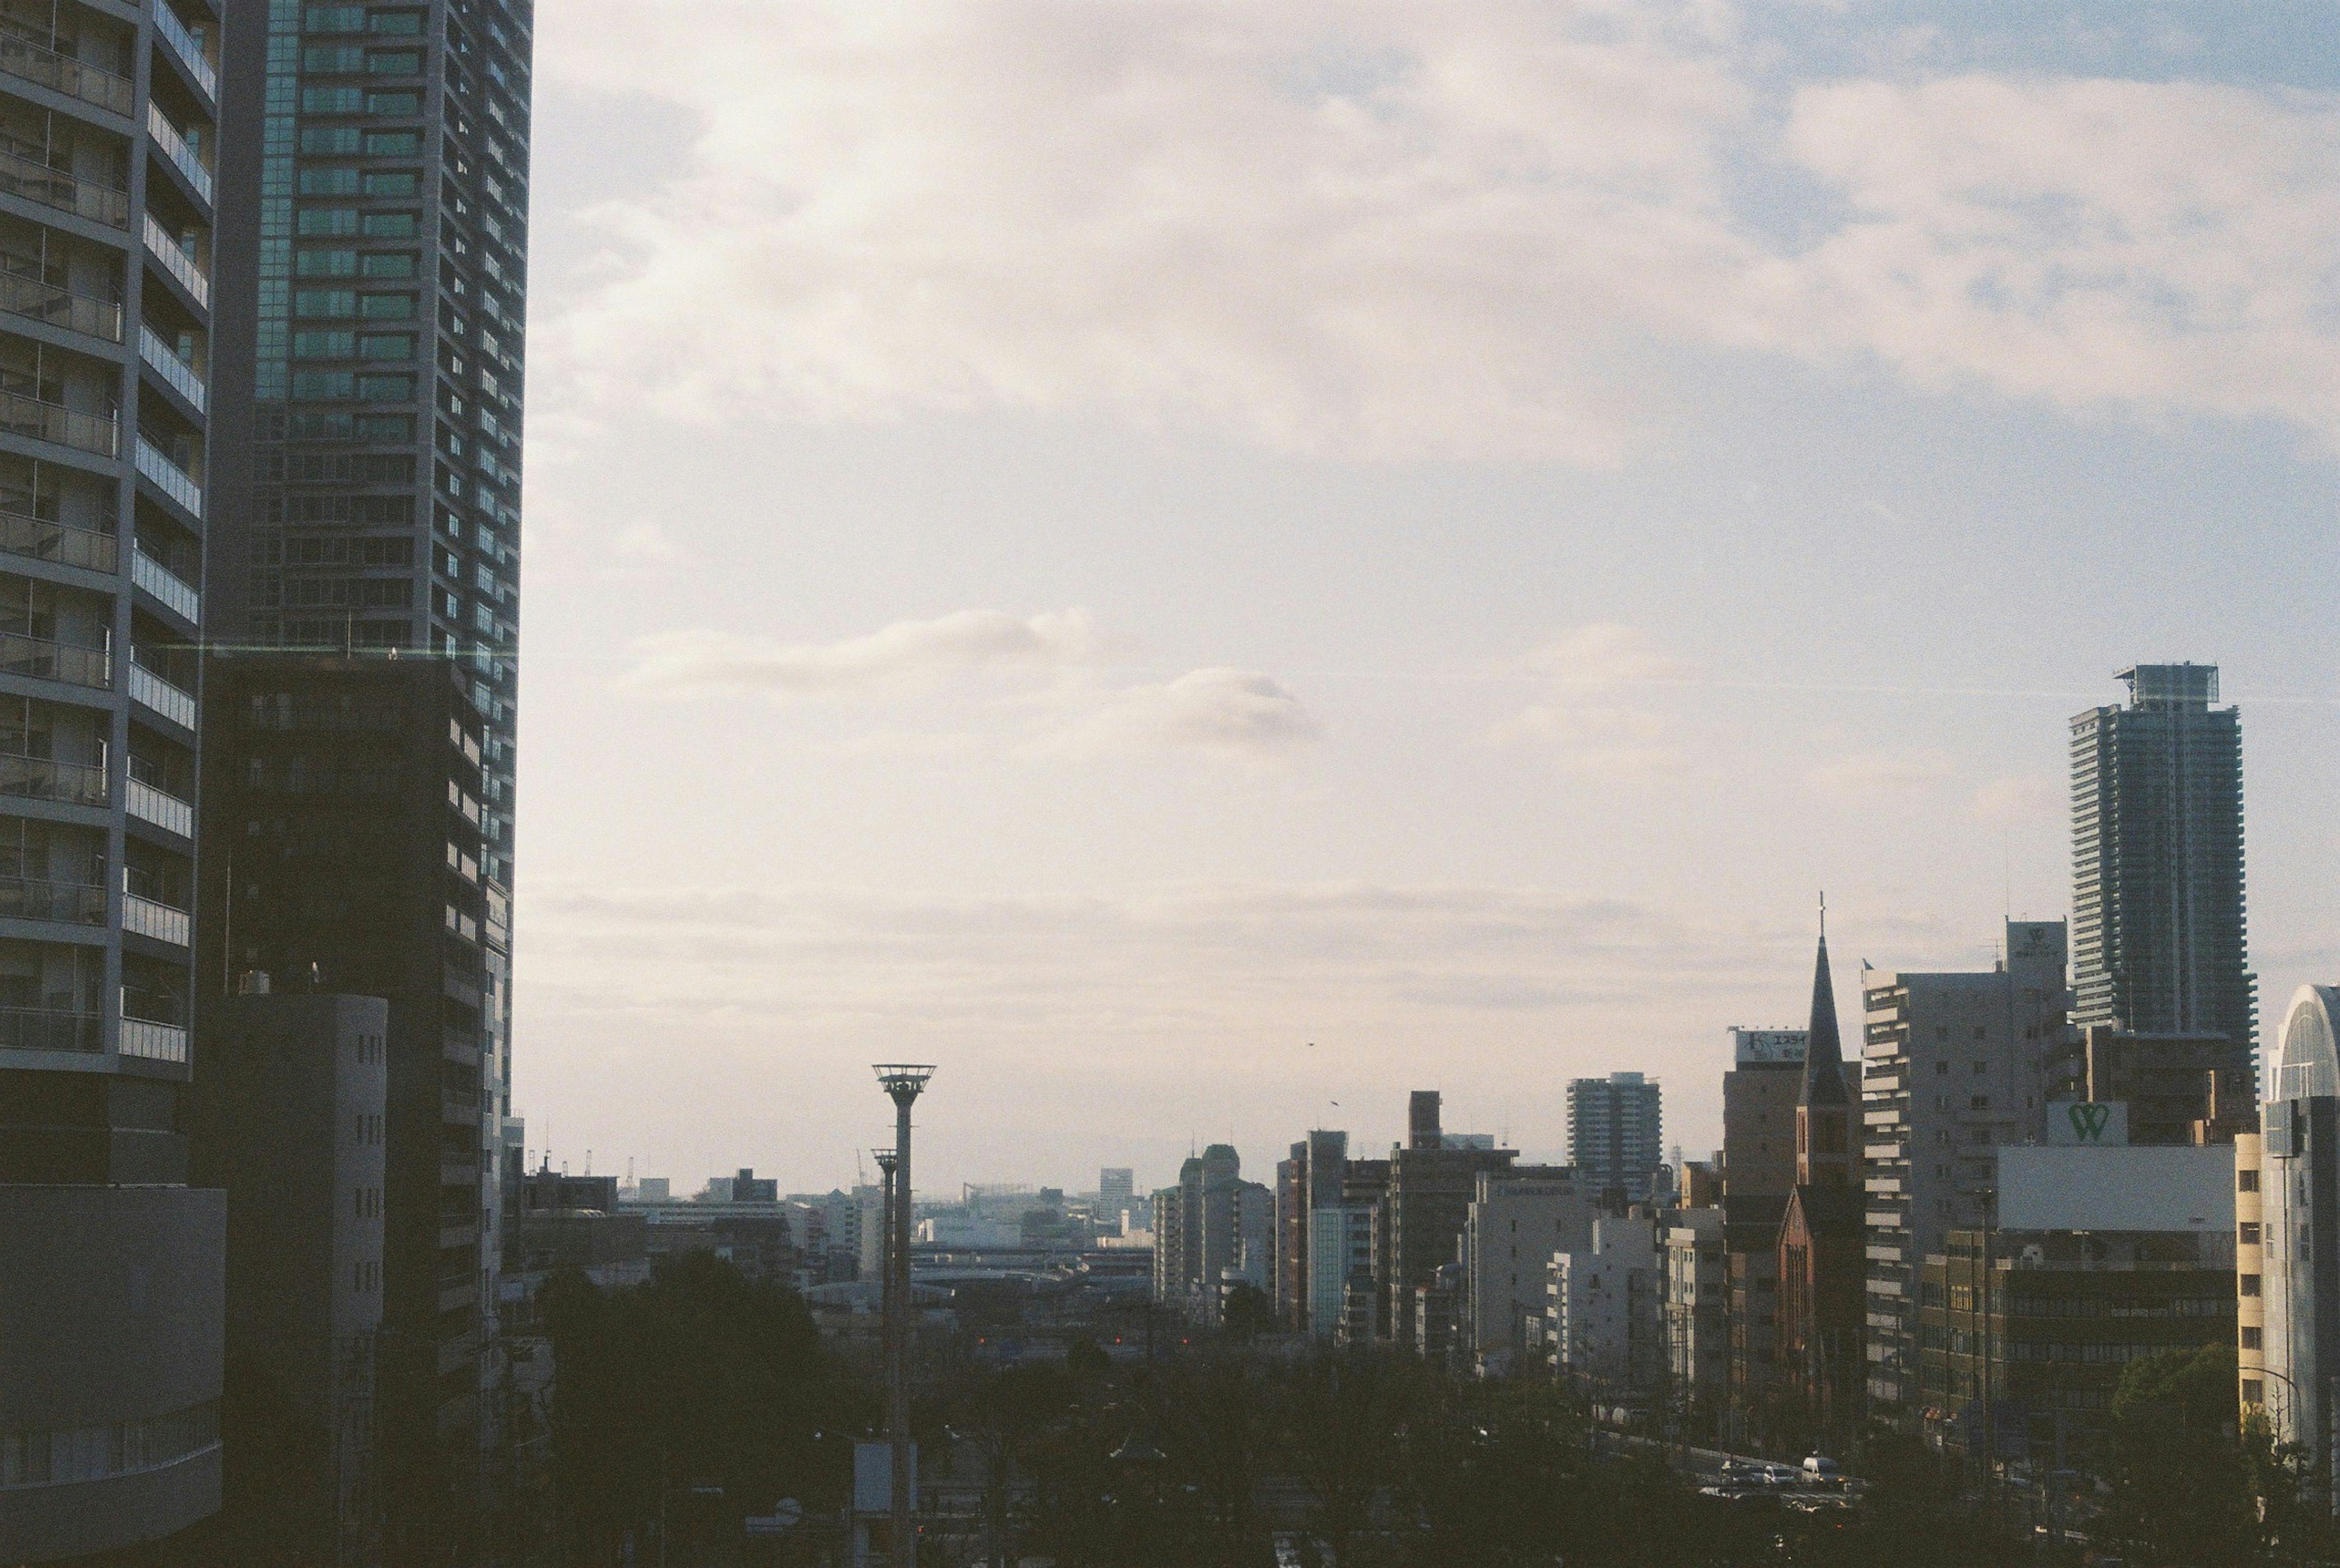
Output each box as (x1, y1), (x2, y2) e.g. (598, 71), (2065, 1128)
(1801, 910), (1850, 1108)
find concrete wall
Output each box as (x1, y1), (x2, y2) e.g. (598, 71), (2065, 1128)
(1998, 1144), (2237, 1233)
(0, 1183), (225, 1563)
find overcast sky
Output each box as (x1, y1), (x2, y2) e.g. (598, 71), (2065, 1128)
(508, 1), (2339, 1198)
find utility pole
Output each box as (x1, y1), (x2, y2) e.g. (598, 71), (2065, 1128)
(876, 1066), (935, 1568)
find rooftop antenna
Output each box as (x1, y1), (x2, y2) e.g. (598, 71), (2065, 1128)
(1818, 889), (1826, 941)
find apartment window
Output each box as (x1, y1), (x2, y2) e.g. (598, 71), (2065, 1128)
(2239, 1169), (2260, 1193)
(361, 253), (416, 279)
(298, 208), (359, 237)
(356, 374), (414, 400)
(2243, 1379), (2264, 1405)
(300, 127), (361, 154)
(2241, 1274), (2261, 1297)
(304, 44), (366, 70)
(299, 168), (361, 196)
(302, 86), (365, 113)
(366, 91), (422, 115)
(297, 250), (359, 278)
(1970, 1096), (1990, 1110)
(363, 171), (419, 197)
(291, 371), (355, 399)
(364, 131), (421, 156)
(1935, 1061), (1949, 1076)
(305, 5), (366, 30)
(2239, 1222), (2261, 1246)
(362, 213), (418, 239)
(358, 334), (414, 360)
(368, 51), (422, 73)
(296, 289), (356, 318)
(294, 330), (356, 358)
(1973, 1060), (1990, 1074)
(369, 11), (424, 33)
(2242, 1327), (2263, 1350)
(360, 294), (414, 319)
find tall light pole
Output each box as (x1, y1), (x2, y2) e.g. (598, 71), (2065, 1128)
(875, 1065), (935, 1567)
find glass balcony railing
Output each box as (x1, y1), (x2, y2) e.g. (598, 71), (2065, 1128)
(0, 143), (128, 229)
(134, 433), (201, 513)
(119, 1014), (187, 1062)
(138, 323), (205, 412)
(0, 27), (135, 116)
(0, 385), (117, 456)
(0, 1004), (99, 1052)
(0, 873), (105, 924)
(0, 268), (123, 342)
(129, 659), (196, 728)
(124, 890), (189, 945)
(146, 102), (211, 204)
(131, 546), (198, 619)
(0, 753), (106, 807)
(141, 212), (208, 305)
(0, 628), (110, 689)
(151, 3), (216, 101)
(125, 774), (191, 834)
(0, 508), (116, 572)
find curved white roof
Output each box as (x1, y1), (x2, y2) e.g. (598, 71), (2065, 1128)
(2274, 984), (2340, 1102)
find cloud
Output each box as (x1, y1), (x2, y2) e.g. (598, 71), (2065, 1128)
(535, 2), (2340, 461)
(1053, 668), (1322, 760)
(1806, 750), (1953, 797)
(1489, 703), (1680, 778)
(1493, 624), (1689, 775)
(630, 609), (1096, 696)
(1509, 623), (1696, 686)
(1971, 773), (2062, 821)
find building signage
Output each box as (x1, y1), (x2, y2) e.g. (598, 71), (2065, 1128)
(1731, 1028), (1809, 1066)
(2044, 1101), (2128, 1146)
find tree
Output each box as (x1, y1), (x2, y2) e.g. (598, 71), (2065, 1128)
(1221, 1283), (1277, 1344)
(2099, 1343), (2255, 1567)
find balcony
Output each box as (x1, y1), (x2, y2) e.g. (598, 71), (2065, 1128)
(0, 751), (105, 807)
(0, 1003), (98, 1051)
(145, 102), (210, 204)
(0, 508), (115, 572)
(123, 890), (188, 946)
(0, 143), (127, 229)
(0, 26), (135, 116)
(131, 546), (197, 619)
(118, 1013), (186, 1062)
(129, 658), (196, 728)
(0, 627), (109, 689)
(125, 774), (191, 835)
(151, 3), (216, 101)
(0, 385), (117, 456)
(0, 873), (104, 923)
(0, 266), (123, 342)
(141, 212), (207, 306)
(137, 323), (205, 413)
(133, 433), (200, 513)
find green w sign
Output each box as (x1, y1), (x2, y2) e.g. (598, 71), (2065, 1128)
(2046, 1100), (2127, 1146)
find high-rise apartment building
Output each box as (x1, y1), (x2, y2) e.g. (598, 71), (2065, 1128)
(1859, 920), (2069, 1429)
(0, 0), (227, 1556)
(195, 0), (533, 1555)
(1464, 1166), (1593, 1375)
(1567, 1071), (1662, 1203)
(2255, 985), (2340, 1505)
(2071, 664), (2255, 1084)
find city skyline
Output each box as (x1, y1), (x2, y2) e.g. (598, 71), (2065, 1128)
(510, 0), (2338, 1197)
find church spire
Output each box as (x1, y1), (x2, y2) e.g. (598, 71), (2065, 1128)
(1801, 901), (1849, 1109)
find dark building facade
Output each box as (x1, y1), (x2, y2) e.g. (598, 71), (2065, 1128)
(1777, 923), (1863, 1452)
(0, 0), (228, 1554)
(2070, 664), (2255, 1088)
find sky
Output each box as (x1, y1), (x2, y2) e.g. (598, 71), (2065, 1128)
(507, 0), (2340, 1199)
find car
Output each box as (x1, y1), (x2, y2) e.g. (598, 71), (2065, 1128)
(1801, 1454), (1843, 1482)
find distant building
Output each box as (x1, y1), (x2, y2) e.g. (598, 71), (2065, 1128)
(1547, 1214), (1664, 1398)
(636, 1177), (671, 1203)
(1336, 1158), (1391, 1344)
(1861, 920), (2071, 1428)
(1723, 1029), (1807, 1201)
(189, 993), (388, 1564)
(1920, 1143), (2237, 1465)
(2070, 664), (2256, 1082)
(1569, 1072), (1664, 1204)
(2255, 985), (2340, 1502)
(1721, 1027), (1804, 1447)
(1099, 1168), (1135, 1207)
(1777, 921), (1863, 1452)
(1465, 1168), (1595, 1375)
(1665, 1207), (1729, 1441)
(1383, 1091), (1519, 1347)
(2236, 1123), (2266, 1428)
(2049, 1023), (2252, 1145)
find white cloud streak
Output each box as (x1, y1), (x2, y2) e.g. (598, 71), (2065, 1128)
(535, 1), (2340, 461)
(631, 609), (1097, 696)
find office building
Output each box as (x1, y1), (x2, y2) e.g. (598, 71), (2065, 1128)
(1918, 1144), (2236, 1464)
(1723, 1028), (1806, 1199)
(1547, 1213), (1663, 1398)
(1568, 1071), (1663, 1203)
(1720, 1029), (1803, 1446)
(1099, 1166), (1133, 1208)
(188, 991), (387, 1562)
(1464, 1166), (1594, 1375)
(197, 0), (534, 1547)
(2049, 1023), (2252, 1146)
(1860, 920), (2069, 1428)
(2255, 985), (2340, 1501)
(2236, 1126), (2265, 1431)
(1382, 1090), (1519, 1347)
(1777, 920), (1862, 1450)
(1335, 1157), (1390, 1344)
(2070, 664), (2255, 1085)
(0, 0), (227, 1556)
(1275, 1129), (1346, 1333)
(1664, 1206), (1729, 1441)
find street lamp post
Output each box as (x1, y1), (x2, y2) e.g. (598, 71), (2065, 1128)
(875, 1066), (936, 1568)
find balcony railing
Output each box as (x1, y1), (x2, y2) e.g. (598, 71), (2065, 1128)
(141, 212), (207, 305)
(0, 26), (136, 116)
(132, 546), (198, 619)
(134, 434), (200, 513)
(0, 1004), (98, 1052)
(137, 323), (206, 413)
(0, 627), (110, 689)
(129, 659), (196, 728)
(125, 774), (191, 834)
(0, 385), (117, 456)
(124, 890), (189, 945)
(119, 1013), (186, 1062)
(0, 268), (122, 342)
(151, 3), (216, 101)
(0, 508), (115, 572)
(0, 873), (105, 923)
(0, 752), (105, 807)
(145, 102), (211, 204)
(0, 143), (127, 228)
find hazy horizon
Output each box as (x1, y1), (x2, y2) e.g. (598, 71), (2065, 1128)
(507, 1), (2339, 1197)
